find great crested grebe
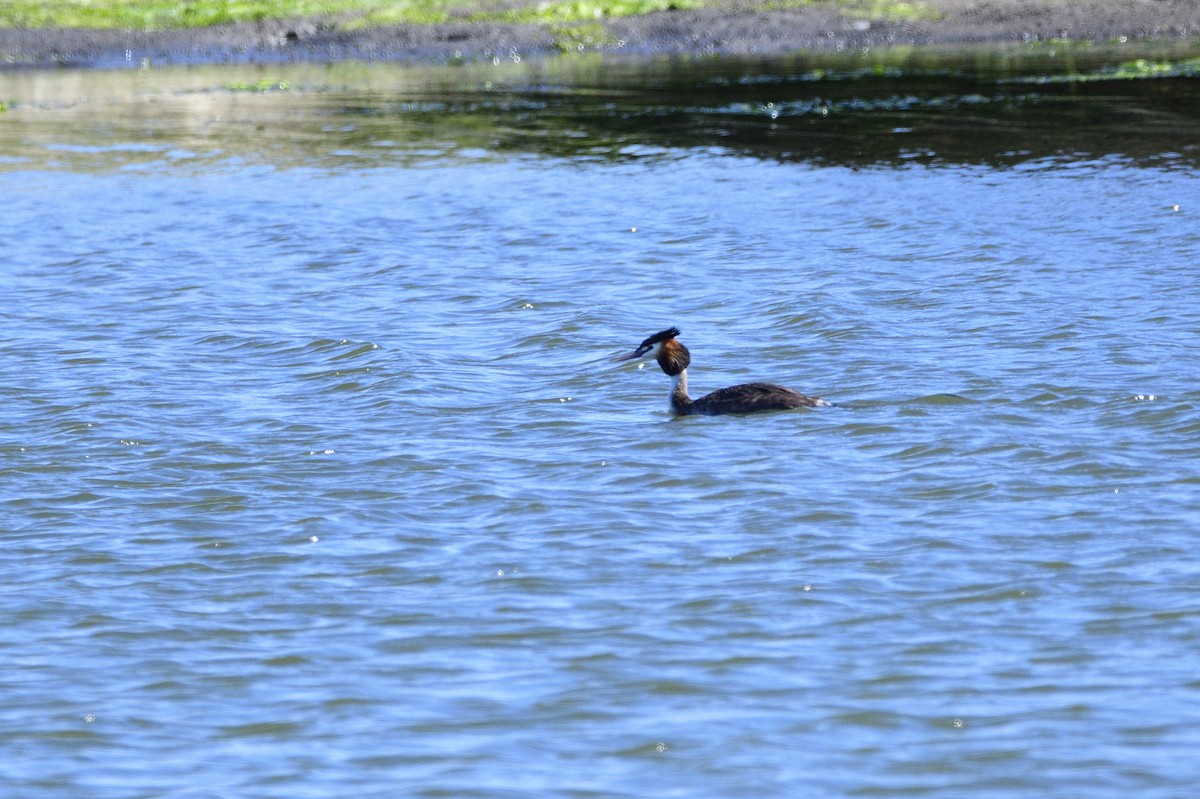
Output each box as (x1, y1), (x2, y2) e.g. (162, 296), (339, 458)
(615, 327), (830, 416)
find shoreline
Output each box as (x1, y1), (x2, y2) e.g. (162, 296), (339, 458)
(2, 0), (1200, 69)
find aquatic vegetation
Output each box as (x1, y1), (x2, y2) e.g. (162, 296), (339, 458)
(1107, 57), (1200, 78)
(1009, 56), (1200, 83)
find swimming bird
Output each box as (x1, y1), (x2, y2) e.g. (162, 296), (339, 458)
(615, 327), (829, 416)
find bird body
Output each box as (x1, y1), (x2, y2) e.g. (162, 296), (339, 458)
(616, 327), (829, 416)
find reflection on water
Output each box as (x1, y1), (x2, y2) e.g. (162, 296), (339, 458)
(2, 43), (1199, 171)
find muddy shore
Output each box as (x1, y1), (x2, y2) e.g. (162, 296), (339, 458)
(2, 0), (1200, 69)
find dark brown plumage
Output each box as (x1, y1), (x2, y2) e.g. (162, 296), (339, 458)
(683, 381), (826, 415)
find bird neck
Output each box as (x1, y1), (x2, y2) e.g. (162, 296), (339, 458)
(669, 369), (693, 415)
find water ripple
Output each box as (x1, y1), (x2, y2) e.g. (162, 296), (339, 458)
(3, 59), (1200, 799)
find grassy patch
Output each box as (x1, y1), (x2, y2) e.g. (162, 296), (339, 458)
(349, 1), (456, 25)
(226, 78), (291, 91)
(479, 0), (702, 24)
(0, 1), (487, 29)
(763, 0), (940, 22)
(548, 21), (623, 51)
(0, 0), (945, 30)
(0, 1), (353, 29)
(844, 0), (941, 22)
(0, 0), (704, 29)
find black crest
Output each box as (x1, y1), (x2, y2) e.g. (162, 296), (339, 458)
(641, 327), (681, 349)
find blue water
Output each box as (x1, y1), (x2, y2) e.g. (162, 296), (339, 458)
(2, 55), (1200, 797)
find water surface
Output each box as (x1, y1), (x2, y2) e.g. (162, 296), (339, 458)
(2, 48), (1200, 797)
